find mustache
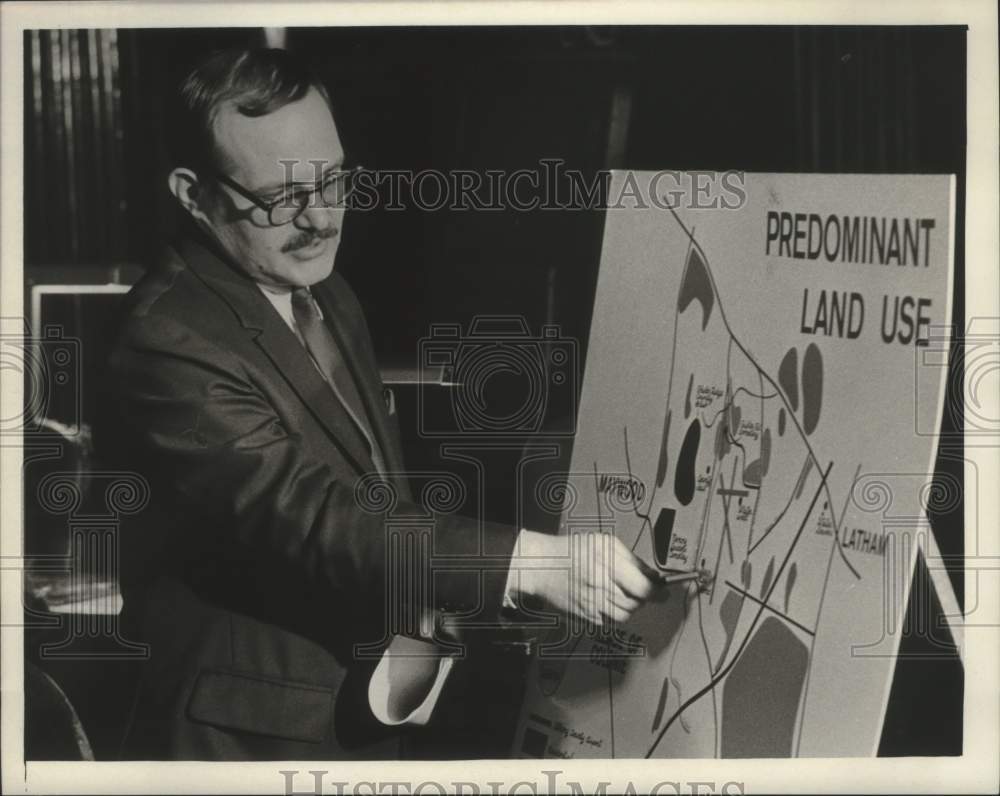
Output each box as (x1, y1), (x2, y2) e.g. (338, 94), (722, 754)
(281, 225), (338, 253)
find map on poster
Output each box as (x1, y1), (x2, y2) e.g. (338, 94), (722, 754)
(513, 172), (955, 759)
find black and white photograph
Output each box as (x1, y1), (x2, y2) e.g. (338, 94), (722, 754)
(1, 1), (997, 794)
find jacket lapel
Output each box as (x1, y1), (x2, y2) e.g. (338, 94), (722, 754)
(311, 279), (407, 487)
(174, 235), (376, 478)
(255, 314), (377, 476)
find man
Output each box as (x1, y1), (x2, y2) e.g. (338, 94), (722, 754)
(102, 47), (657, 760)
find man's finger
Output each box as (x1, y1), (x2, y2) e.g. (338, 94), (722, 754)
(606, 586), (640, 615)
(633, 554), (662, 582)
(611, 544), (657, 601)
(598, 604), (629, 626)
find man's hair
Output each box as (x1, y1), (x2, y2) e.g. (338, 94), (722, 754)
(168, 47), (332, 174)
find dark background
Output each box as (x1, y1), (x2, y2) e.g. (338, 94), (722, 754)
(23, 26), (965, 760)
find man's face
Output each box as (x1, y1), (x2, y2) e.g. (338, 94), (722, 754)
(202, 87), (345, 289)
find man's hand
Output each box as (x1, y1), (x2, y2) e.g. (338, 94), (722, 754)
(506, 529), (659, 626)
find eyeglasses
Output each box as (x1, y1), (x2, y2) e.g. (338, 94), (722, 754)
(213, 164), (363, 227)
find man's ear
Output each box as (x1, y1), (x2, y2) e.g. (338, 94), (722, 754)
(167, 168), (210, 223)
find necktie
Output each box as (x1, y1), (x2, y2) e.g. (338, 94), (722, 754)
(290, 287), (386, 476)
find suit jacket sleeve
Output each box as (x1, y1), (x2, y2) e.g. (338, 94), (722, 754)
(108, 311), (519, 624)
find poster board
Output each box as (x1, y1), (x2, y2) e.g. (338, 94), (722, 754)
(514, 171), (955, 759)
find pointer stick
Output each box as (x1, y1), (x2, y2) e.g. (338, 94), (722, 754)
(657, 569), (714, 591)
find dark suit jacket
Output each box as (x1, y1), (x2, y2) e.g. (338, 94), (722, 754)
(100, 231), (518, 760)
